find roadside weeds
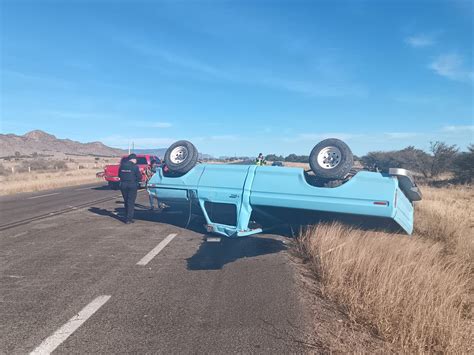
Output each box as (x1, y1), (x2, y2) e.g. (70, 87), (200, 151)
(293, 185), (473, 353)
(0, 169), (99, 195)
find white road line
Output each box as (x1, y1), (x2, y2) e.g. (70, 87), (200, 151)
(30, 295), (111, 355)
(137, 233), (177, 266)
(27, 193), (60, 200)
(74, 187), (93, 191)
(12, 231), (28, 238)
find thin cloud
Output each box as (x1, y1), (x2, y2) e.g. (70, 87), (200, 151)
(296, 133), (361, 141)
(100, 134), (240, 148)
(429, 54), (474, 82)
(133, 121), (172, 128)
(442, 125), (474, 132)
(405, 34), (435, 48)
(117, 37), (228, 79)
(116, 37), (367, 98)
(100, 135), (177, 148)
(296, 132), (422, 141)
(2, 69), (73, 89)
(43, 110), (116, 120)
(192, 135), (240, 142)
(392, 95), (434, 104)
(209, 135), (238, 140)
(384, 132), (422, 139)
(260, 77), (368, 98)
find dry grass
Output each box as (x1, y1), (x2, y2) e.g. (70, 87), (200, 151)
(0, 169), (100, 195)
(282, 161), (310, 169)
(415, 185), (474, 265)
(295, 185), (473, 353)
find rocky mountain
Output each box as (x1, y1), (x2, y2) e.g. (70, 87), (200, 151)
(0, 130), (126, 157)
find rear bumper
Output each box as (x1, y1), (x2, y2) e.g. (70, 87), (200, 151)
(105, 178), (147, 188)
(389, 168), (422, 202)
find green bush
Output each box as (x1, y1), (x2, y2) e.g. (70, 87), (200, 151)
(265, 154), (284, 161)
(428, 141), (458, 177)
(362, 146), (432, 177)
(284, 153), (309, 163)
(453, 145), (474, 183)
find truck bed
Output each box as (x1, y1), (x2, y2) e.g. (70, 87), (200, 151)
(147, 164), (418, 237)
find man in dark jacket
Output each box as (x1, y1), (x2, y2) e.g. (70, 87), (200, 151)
(118, 153), (142, 224)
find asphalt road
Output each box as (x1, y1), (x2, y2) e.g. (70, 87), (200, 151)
(0, 183), (311, 353)
(0, 183), (118, 227)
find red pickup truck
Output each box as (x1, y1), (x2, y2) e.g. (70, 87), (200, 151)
(102, 154), (161, 189)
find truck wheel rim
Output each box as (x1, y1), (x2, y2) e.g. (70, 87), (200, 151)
(317, 146), (342, 169)
(170, 146), (188, 164)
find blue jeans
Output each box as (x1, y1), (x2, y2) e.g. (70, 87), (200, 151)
(120, 182), (138, 221)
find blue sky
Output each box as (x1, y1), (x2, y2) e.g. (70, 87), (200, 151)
(1, 0), (473, 156)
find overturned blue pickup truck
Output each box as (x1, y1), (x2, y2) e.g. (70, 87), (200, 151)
(147, 139), (422, 237)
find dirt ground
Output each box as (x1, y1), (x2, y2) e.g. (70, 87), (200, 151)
(0, 153), (114, 195)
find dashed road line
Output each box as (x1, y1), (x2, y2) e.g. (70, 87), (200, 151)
(137, 233), (177, 266)
(11, 231), (28, 238)
(27, 193), (60, 200)
(30, 295), (111, 355)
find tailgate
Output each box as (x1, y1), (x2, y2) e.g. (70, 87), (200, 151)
(104, 165), (120, 178)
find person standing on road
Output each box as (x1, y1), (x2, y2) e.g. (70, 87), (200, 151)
(146, 160), (159, 210)
(119, 153), (142, 224)
(256, 153), (266, 166)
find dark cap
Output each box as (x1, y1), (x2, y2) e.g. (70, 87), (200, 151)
(128, 153), (137, 160)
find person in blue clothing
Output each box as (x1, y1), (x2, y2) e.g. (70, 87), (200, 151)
(118, 154), (142, 224)
(146, 160), (160, 210)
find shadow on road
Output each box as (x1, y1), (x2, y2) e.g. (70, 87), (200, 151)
(91, 185), (114, 191)
(253, 206), (404, 235)
(186, 236), (286, 270)
(87, 205), (289, 270)
(87, 204), (208, 234)
(88, 207), (124, 222)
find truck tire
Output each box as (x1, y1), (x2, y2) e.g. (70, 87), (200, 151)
(309, 138), (353, 180)
(164, 140), (198, 174)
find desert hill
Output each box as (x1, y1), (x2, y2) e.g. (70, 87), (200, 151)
(0, 130), (126, 157)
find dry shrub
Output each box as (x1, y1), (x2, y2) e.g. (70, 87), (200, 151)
(0, 169), (99, 195)
(297, 223), (471, 352)
(22, 158), (50, 171)
(415, 185), (473, 264)
(0, 163), (9, 176)
(52, 160), (68, 170)
(19, 159), (69, 171)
